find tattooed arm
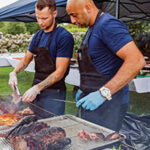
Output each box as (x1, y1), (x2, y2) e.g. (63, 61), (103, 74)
(37, 57), (70, 91)
(13, 51), (33, 74)
(22, 57), (70, 103)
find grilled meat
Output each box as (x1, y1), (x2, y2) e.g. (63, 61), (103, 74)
(0, 113), (71, 150)
(17, 107), (34, 116)
(10, 127), (71, 150)
(78, 130), (105, 141)
(78, 130), (120, 141)
(105, 132), (120, 141)
(8, 121), (49, 138)
(0, 100), (20, 114)
(0, 92), (23, 114)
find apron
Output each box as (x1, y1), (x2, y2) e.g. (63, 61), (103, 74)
(29, 24), (66, 119)
(78, 11), (123, 131)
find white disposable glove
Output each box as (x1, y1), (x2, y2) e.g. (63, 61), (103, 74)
(22, 85), (40, 103)
(9, 71), (17, 91)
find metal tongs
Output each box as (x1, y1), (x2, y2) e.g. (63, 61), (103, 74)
(14, 85), (21, 96)
(10, 85), (23, 113)
(13, 86), (81, 117)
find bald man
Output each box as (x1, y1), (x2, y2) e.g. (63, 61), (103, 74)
(66, 0), (145, 132)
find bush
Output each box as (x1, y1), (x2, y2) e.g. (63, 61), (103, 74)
(72, 32), (85, 58)
(60, 23), (87, 33)
(136, 32), (150, 59)
(127, 21), (150, 41)
(25, 22), (40, 34)
(6, 22), (26, 35)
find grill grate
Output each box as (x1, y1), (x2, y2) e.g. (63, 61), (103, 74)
(0, 115), (126, 150)
(0, 138), (14, 150)
(39, 115), (126, 150)
(0, 126), (14, 150)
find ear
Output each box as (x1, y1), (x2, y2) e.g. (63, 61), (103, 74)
(53, 10), (57, 18)
(85, 3), (92, 13)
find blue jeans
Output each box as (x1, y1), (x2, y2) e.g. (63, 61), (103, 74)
(29, 88), (66, 119)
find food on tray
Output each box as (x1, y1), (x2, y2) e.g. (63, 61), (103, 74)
(78, 130), (120, 141)
(0, 115), (71, 150)
(59, 116), (64, 120)
(17, 107), (34, 116)
(78, 129), (105, 141)
(11, 127), (71, 150)
(105, 132), (120, 140)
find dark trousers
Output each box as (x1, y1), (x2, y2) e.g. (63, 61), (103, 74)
(81, 89), (124, 132)
(29, 88), (66, 119)
(117, 103), (128, 131)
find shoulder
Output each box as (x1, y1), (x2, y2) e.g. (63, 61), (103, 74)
(32, 29), (43, 40)
(56, 26), (73, 39)
(55, 26), (74, 58)
(95, 13), (133, 53)
(97, 13), (128, 32)
(35, 29), (42, 35)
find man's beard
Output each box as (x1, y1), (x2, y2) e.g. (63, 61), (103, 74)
(45, 17), (54, 31)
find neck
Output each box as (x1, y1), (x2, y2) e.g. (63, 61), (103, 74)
(89, 8), (100, 26)
(44, 20), (56, 33)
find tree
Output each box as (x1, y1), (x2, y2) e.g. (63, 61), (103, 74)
(127, 21), (150, 41)
(6, 22), (26, 35)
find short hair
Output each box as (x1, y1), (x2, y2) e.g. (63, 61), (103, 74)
(36, 0), (56, 11)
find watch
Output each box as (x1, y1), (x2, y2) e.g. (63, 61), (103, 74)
(99, 87), (112, 100)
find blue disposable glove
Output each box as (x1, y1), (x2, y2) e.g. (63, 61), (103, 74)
(75, 89), (83, 102)
(76, 91), (105, 111)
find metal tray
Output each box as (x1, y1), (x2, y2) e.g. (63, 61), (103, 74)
(0, 115), (126, 150)
(40, 115), (126, 150)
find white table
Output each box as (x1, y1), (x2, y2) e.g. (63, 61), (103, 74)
(129, 77), (150, 93)
(0, 53), (11, 66)
(1, 53), (150, 93)
(65, 64), (80, 86)
(7, 57), (35, 73)
(66, 65), (150, 93)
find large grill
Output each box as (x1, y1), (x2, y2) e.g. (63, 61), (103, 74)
(0, 115), (126, 150)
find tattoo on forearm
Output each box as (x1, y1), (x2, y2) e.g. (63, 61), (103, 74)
(39, 75), (57, 89)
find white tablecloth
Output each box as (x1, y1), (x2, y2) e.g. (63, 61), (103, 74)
(129, 77), (150, 93)
(65, 65), (80, 86)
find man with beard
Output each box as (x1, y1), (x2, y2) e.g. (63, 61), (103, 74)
(66, 0), (146, 132)
(9, 0), (74, 118)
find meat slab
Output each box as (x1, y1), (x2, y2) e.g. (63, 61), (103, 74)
(78, 130), (120, 141)
(10, 127), (71, 150)
(0, 92), (23, 114)
(0, 115), (71, 150)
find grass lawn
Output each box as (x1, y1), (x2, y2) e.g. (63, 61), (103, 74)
(0, 67), (77, 115)
(0, 66), (150, 115)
